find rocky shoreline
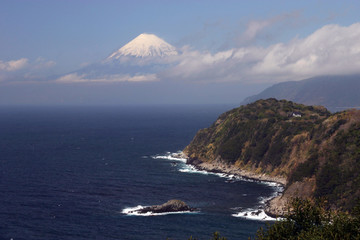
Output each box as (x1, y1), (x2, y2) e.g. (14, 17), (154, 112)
(193, 161), (286, 185)
(178, 152), (288, 217)
(127, 199), (196, 215)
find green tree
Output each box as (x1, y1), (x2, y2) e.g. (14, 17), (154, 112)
(186, 231), (227, 240)
(253, 198), (360, 240)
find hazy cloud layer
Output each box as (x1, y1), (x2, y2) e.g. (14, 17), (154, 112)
(0, 58), (28, 71)
(33, 58), (56, 69)
(2, 23), (360, 85)
(163, 23), (360, 83)
(56, 73), (159, 83)
(54, 23), (360, 85)
(0, 58), (55, 82)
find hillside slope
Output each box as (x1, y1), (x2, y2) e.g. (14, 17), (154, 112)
(241, 75), (360, 112)
(184, 99), (360, 214)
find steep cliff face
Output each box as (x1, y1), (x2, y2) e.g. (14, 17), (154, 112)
(184, 99), (360, 212)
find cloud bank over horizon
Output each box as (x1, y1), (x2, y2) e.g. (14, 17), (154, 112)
(0, 58), (55, 82)
(0, 58), (29, 72)
(1, 22), (360, 86)
(162, 22), (360, 83)
(56, 73), (159, 83)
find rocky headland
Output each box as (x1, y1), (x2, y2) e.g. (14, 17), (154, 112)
(183, 99), (360, 216)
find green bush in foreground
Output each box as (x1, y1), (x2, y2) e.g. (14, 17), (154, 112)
(253, 198), (360, 240)
(185, 198), (359, 240)
(187, 232), (227, 240)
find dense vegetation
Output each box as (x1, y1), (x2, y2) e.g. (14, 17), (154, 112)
(184, 99), (360, 211)
(185, 99), (329, 166)
(185, 199), (360, 240)
(186, 232), (227, 240)
(315, 120), (360, 210)
(253, 198), (360, 240)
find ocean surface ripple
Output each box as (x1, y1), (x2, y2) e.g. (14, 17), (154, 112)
(0, 105), (279, 240)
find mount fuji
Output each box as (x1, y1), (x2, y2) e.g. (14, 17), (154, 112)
(107, 33), (178, 59)
(57, 33), (179, 83)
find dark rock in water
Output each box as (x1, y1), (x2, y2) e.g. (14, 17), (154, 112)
(136, 199), (195, 214)
(252, 210), (262, 216)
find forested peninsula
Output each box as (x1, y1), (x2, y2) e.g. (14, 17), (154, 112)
(184, 99), (360, 215)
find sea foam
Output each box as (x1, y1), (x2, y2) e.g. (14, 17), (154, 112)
(151, 151), (284, 221)
(151, 151), (187, 163)
(232, 208), (279, 221)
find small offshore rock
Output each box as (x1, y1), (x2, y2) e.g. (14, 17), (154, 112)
(137, 199), (196, 214)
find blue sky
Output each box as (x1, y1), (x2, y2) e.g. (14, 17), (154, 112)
(1, 0), (360, 105)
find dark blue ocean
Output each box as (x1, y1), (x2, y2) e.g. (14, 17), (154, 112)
(0, 105), (279, 240)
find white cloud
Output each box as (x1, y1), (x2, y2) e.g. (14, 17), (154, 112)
(163, 23), (360, 83)
(233, 11), (302, 47)
(240, 20), (271, 44)
(251, 23), (360, 80)
(0, 57), (56, 82)
(56, 73), (159, 83)
(34, 57), (56, 69)
(0, 58), (28, 71)
(3, 22), (360, 85)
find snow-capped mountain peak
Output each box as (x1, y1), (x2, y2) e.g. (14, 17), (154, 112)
(107, 33), (178, 59)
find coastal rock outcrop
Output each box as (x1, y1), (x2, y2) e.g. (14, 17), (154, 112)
(184, 99), (360, 214)
(132, 200), (196, 214)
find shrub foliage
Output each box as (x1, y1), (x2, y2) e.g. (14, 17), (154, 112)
(253, 198), (360, 240)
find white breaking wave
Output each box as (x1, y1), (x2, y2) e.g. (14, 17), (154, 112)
(231, 181), (283, 221)
(231, 185), (283, 221)
(122, 205), (197, 217)
(152, 151), (187, 163)
(232, 180), (283, 221)
(232, 208), (279, 221)
(151, 151), (284, 221)
(152, 152), (233, 178)
(258, 183), (284, 205)
(151, 152), (286, 188)
(178, 165), (232, 179)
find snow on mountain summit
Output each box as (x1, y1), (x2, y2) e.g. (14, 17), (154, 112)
(107, 33), (178, 59)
